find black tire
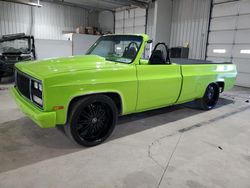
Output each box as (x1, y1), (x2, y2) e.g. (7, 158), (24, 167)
(197, 83), (220, 110)
(64, 95), (117, 147)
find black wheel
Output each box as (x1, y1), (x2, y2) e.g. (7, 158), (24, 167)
(65, 95), (117, 147)
(197, 83), (220, 110)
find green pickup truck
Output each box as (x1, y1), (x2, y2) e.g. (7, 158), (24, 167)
(11, 34), (237, 146)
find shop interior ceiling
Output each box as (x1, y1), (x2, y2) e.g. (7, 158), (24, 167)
(1, 0), (150, 10)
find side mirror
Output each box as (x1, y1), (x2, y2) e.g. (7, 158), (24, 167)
(147, 39), (153, 44)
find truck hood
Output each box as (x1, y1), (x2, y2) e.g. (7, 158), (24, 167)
(15, 55), (121, 79)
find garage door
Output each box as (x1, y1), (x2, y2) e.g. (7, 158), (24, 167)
(206, 0), (250, 87)
(115, 8), (146, 34)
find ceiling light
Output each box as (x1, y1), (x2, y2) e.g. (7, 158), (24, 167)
(240, 49), (250, 54)
(213, 49), (226, 54)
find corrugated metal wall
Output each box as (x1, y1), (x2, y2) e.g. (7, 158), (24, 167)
(0, 1), (99, 40)
(170, 0), (211, 59)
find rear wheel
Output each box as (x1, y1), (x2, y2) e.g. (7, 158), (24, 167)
(64, 95), (117, 147)
(197, 83), (220, 110)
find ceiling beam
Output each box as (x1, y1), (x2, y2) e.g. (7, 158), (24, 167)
(1, 0), (42, 7)
(41, 0), (114, 11)
(98, 0), (149, 9)
(113, 0), (149, 8)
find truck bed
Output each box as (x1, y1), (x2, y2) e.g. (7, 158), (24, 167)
(171, 58), (232, 65)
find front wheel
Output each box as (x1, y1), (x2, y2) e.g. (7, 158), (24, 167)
(64, 95), (117, 147)
(197, 83), (220, 110)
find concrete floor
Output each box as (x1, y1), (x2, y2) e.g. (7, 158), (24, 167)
(0, 81), (250, 188)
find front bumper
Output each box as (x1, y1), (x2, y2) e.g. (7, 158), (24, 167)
(10, 87), (56, 128)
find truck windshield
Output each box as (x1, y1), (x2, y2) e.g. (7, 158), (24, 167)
(86, 35), (143, 64)
(0, 38), (30, 54)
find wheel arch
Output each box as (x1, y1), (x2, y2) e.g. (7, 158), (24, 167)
(67, 91), (123, 123)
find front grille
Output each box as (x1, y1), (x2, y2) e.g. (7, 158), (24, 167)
(15, 69), (43, 109)
(16, 71), (31, 100)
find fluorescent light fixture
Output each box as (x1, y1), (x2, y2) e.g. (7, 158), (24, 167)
(213, 49), (226, 54)
(240, 49), (250, 54)
(116, 47), (122, 50)
(3, 0), (42, 7)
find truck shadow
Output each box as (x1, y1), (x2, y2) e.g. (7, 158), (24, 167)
(112, 97), (233, 139)
(0, 97), (233, 173)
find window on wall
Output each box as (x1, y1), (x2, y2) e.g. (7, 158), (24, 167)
(115, 8), (146, 34)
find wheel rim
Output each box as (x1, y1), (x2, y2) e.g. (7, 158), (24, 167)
(205, 84), (219, 108)
(75, 102), (113, 143)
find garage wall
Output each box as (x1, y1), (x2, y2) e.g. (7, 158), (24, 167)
(115, 8), (146, 34)
(0, 1), (99, 40)
(36, 39), (72, 60)
(153, 0), (172, 45)
(170, 0), (211, 59)
(98, 11), (114, 33)
(207, 0), (250, 87)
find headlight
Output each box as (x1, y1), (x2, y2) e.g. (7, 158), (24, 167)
(31, 80), (43, 108)
(38, 84), (42, 92)
(32, 95), (43, 106)
(33, 81), (42, 91)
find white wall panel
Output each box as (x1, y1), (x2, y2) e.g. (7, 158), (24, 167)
(170, 0), (211, 59)
(36, 39), (72, 59)
(210, 17), (237, 31)
(208, 31), (234, 44)
(72, 34), (99, 55)
(134, 17), (146, 26)
(134, 26), (145, 33)
(236, 73), (250, 88)
(235, 30), (250, 44)
(125, 18), (134, 27)
(233, 58), (250, 73)
(237, 15), (250, 29)
(135, 8), (146, 17)
(239, 1), (250, 14)
(115, 28), (123, 34)
(212, 1), (238, 18)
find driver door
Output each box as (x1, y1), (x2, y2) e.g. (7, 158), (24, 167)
(136, 63), (182, 111)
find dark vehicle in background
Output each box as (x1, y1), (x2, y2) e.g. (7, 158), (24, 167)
(0, 33), (36, 82)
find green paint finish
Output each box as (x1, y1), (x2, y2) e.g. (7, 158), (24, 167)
(11, 34), (237, 128)
(11, 87), (56, 128)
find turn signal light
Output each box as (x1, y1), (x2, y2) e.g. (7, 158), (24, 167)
(53, 106), (64, 111)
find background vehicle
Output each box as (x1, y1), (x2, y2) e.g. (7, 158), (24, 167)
(11, 34), (237, 147)
(0, 33), (36, 82)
